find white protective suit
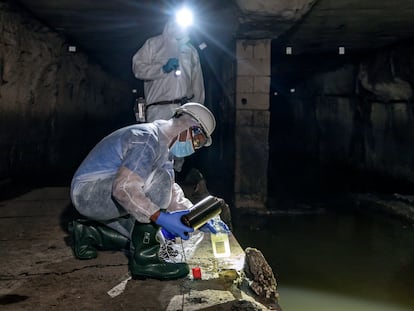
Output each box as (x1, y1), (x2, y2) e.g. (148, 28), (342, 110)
(132, 20), (205, 122)
(70, 121), (193, 238)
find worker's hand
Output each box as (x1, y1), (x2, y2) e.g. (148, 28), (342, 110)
(200, 216), (230, 234)
(155, 210), (194, 240)
(160, 227), (176, 240)
(162, 58), (179, 73)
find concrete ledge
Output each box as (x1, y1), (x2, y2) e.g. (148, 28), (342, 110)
(0, 187), (281, 310)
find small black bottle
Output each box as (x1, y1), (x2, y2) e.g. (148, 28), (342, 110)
(181, 195), (224, 229)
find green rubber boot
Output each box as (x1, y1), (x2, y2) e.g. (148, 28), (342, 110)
(68, 219), (130, 260)
(129, 222), (189, 280)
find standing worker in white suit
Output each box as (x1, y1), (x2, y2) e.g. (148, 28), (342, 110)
(132, 8), (205, 123)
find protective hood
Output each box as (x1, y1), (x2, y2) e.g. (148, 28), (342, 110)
(163, 20), (190, 45)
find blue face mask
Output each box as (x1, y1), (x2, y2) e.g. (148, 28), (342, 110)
(170, 139), (194, 157)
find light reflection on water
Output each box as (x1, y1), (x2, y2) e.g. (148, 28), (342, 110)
(233, 207), (414, 310)
(278, 286), (413, 311)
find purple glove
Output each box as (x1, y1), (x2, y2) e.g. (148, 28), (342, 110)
(200, 218), (230, 234)
(155, 210), (194, 240)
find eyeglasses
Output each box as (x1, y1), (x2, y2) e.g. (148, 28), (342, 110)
(191, 126), (207, 149)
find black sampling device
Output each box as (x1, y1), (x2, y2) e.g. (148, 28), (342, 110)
(181, 195), (224, 229)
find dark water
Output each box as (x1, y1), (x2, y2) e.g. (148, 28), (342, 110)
(233, 208), (414, 311)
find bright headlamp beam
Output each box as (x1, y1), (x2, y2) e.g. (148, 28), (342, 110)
(175, 8), (193, 28)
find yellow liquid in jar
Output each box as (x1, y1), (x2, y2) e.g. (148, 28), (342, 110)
(210, 232), (231, 258)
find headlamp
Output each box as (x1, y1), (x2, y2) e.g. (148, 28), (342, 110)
(175, 8), (193, 28)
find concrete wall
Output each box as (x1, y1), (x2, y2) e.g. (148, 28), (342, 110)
(270, 41), (414, 197)
(0, 2), (134, 182)
(235, 39), (271, 209)
(183, 40), (237, 205)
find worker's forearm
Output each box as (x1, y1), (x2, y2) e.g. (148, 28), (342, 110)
(112, 166), (159, 222)
(167, 183), (193, 212)
(132, 62), (165, 80)
(150, 210), (161, 223)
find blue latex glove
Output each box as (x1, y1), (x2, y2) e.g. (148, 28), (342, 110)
(155, 210), (194, 240)
(161, 227), (176, 240)
(200, 218), (230, 234)
(162, 58), (179, 73)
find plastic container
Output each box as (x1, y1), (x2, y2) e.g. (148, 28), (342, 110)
(134, 97), (146, 123)
(210, 222), (231, 258)
(192, 267), (202, 280)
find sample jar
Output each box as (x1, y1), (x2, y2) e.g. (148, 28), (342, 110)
(211, 231), (231, 258)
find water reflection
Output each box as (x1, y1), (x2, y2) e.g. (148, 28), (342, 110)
(278, 286), (413, 311)
(233, 208), (414, 310)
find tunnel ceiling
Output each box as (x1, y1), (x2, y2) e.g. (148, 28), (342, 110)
(15, 0), (414, 81)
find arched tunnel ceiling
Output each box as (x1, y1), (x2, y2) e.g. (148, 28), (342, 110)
(15, 0), (414, 81)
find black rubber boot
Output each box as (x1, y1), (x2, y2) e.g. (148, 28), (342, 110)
(129, 222), (189, 280)
(68, 219), (130, 260)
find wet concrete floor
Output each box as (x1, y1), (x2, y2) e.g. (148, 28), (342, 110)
(0, 186), (278, 310)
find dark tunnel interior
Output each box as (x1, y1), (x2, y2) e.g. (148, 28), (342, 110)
(2, 0), (414, 207)
(268, 39), (414, 205)
(3, 2), (414, 310)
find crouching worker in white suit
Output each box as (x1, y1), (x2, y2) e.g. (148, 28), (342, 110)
(69, 103), (228, 280)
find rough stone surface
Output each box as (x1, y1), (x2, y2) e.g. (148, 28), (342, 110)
(235, 0), (317, 39)
(0, 1), (133, 180)
(359, 64), (413, 101)
(244, 247), (278, 302)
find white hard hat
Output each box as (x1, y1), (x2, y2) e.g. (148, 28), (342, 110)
(175, 103), (216, 146)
